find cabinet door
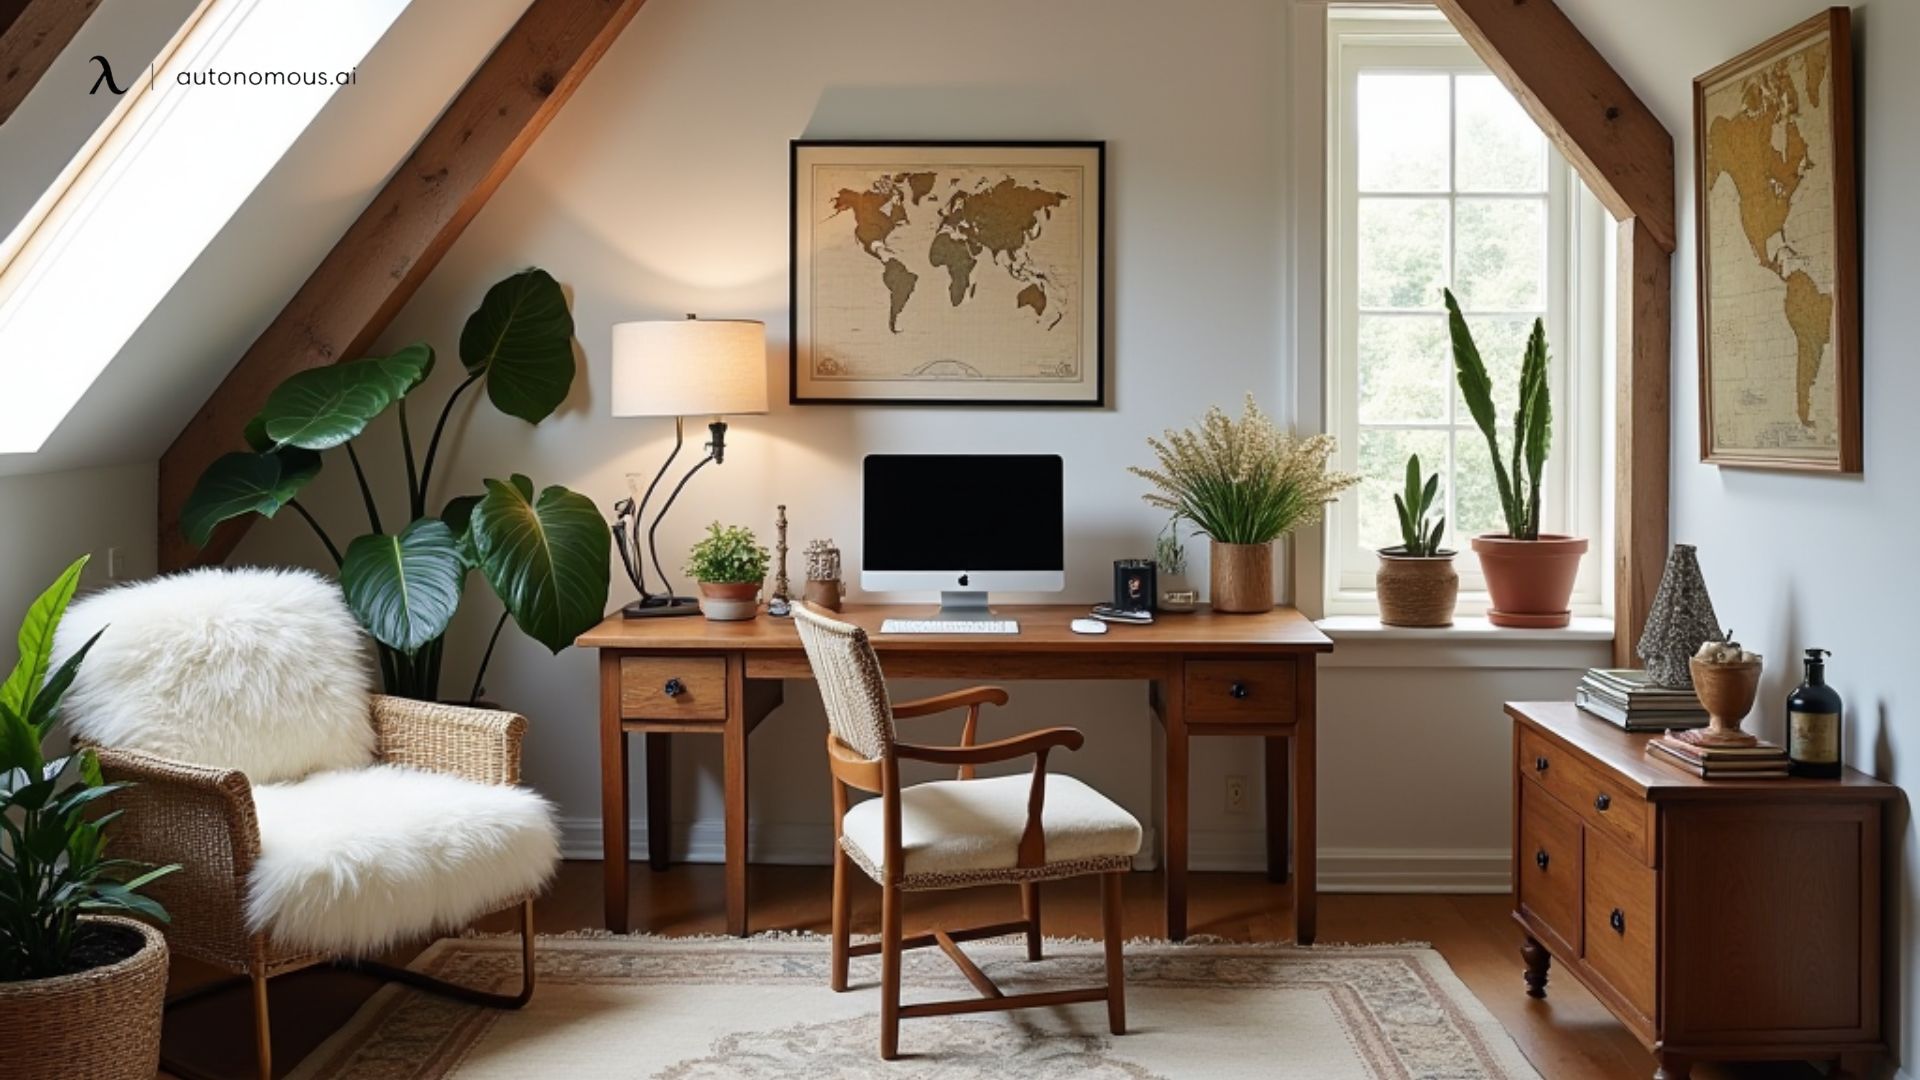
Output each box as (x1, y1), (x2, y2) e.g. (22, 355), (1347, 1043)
(1583, 830), (1658, 1026)
(1516, 780), (1582, 954)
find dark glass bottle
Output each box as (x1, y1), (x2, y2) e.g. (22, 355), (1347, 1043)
(1786, 648), (1842, 779)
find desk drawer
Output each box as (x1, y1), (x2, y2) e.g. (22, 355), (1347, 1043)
(621, 657), (727, 720)
(1583, 830), (1658, 1023)
(1183, 660), (1295, 722)
(1520, 726), (1654, 866)
(1517, 779), (1583, 951)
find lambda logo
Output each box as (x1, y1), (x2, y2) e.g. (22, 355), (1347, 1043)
(89, 55), (129, 96)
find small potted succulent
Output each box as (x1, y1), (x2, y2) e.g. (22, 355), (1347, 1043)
(0, 557), (177, 1080)
(1155, 520), (1197, 613)
(1376, 454), (1457, 627)
(685, 523), (770, 622)
(1446, 289), (1586, 628)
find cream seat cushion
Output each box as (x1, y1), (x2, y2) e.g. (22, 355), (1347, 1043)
(247, 765), (559, 955)
(841, 773), (1141, 890)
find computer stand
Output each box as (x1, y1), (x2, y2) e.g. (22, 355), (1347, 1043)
(928, 590), (1000, 621)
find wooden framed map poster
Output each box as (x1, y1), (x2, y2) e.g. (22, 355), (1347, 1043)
(790, 141), (1104, 406)
(1695, 8), (1859, 472)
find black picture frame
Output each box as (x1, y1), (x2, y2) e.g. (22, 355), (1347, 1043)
(789, 139), (1107, 408)
(1113, 559), (1156, 613)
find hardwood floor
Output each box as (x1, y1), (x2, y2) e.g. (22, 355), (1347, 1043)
(160, 862), (1826, 1079)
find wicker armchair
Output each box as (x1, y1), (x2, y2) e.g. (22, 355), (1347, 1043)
(95, 696), (542, 1080)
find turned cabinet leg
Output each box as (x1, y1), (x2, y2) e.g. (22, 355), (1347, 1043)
(1651, 1052), (1690, 1079)
(1520, 936), (1550, 999)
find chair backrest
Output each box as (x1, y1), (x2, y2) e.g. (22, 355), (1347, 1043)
(792, 602), (894, 761)
(53, 566), (378, 782)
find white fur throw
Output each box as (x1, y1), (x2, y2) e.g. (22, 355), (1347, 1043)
(248, 765), (559, 954)
(55, 566), (376, 782)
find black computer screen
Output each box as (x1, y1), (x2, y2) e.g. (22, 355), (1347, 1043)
(863, 455), (1065, 571)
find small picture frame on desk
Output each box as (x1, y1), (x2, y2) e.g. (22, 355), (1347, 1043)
(1113, 559), (1156, 614)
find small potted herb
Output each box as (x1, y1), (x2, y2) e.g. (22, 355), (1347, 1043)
(1376, 454), (1457, 627)
(1154, 520), (1197, 613)
(685, 523), (771, 621)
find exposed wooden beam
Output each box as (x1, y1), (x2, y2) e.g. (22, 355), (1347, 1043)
(1613, 218), (1671, 665)
(157, 0), (647, 570)
(0, 0), (103, 126)
(1436, 0), (1676, 254)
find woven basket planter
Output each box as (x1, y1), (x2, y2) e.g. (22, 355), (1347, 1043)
(1376, 549), (1458, 627)
(0, 916), (168, 1080)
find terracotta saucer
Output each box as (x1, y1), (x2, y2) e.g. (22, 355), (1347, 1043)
(1486, 608), (1573, 629)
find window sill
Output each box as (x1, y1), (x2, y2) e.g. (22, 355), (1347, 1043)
(1315, 615), (1615, 670)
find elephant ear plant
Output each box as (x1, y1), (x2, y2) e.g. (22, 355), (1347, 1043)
(182, 269), (611, 701)
(2, 556), (176, 981)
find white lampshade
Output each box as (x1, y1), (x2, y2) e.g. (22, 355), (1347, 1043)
(611, 317), (768, 417)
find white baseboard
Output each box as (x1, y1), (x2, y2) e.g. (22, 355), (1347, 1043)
(558, 818), (1511, 894)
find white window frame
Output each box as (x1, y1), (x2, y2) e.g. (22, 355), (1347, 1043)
(1323, 12), (1607, 619)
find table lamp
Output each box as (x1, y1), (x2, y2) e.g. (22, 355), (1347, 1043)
(611, 315), (769, 618)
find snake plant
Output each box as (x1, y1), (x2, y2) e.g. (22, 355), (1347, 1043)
(1444, 288), (1550, 541)
(1391, 454), (1447, 557)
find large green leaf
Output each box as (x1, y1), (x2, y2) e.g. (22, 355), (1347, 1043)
(459, 269), (576, 424)
(180, 450), (321, 547)
(341, 519), (464, 654)
(1, 555), (87, 723)
(472, 474), (610, 653)
(257, 359), (400, 449)
(364, 343), (436, 400)
(440, 494), (483, 570)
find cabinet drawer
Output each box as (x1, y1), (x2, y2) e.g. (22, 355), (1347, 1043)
(621, 656), (727, 720)
(1583, 831), (1658, 1023)
(1517, 779), (1583, 952)
(1183, 660), (1295, 722)
(1519, 726), (1655, 866)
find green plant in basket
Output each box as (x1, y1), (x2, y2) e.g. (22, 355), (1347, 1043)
(685, 523), (771, 585)
(1390, 454), (1447, 557)
(1, 556), (176, 981)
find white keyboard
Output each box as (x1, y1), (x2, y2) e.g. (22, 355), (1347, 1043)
(880, 619), (1020, 635)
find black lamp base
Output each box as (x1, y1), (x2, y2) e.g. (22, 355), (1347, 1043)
(622, 596), (703, 619)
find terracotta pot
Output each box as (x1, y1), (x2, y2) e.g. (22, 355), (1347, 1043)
(0, 916), (168, 1080)
(1688, 656), (1763, 746)
(1471, 534), (1587, 628)
(1209, 540), (1274, 614)
(1375, 549), (1459, 627)
(697, 581), (761, 621)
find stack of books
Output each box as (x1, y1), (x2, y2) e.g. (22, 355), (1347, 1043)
(1575, 669), (1709, 731)
(1646, 731), (1789, 779)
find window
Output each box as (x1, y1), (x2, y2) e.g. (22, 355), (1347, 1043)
(1324, 12), (1608, 617)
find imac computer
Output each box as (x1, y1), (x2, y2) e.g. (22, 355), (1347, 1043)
(863, 454), (1064, 634)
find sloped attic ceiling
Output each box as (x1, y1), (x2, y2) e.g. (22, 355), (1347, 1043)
(0, 0), (533, 477)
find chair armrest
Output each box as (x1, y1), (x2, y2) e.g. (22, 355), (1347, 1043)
(890, 686), (1009, 719)
(894, 726), (1084, 767)
(91, 746), (262, 968)
(371, 695), (527, 786)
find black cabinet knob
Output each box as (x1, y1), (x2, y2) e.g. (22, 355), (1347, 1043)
(1610, 908), (1626, 934)
(1535, 849), (1549, 870)
(1594, 793), (1611, 812)
(1228, 682), (1250, 699)
(663, 677), (685, 698)
(1534, 756), (1549, 772)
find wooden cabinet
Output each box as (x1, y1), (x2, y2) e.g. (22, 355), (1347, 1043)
(1508, 702), (1894, 1080)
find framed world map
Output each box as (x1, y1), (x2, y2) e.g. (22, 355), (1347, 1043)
(1694, 9), (1859, 472)
(790, 141), (1104, 406)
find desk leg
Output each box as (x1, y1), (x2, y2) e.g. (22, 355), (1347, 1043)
(723, 656), (749, 936)
(1293, 659), (1317, 945)
(645, 733), (671, 871)
(1266, 736), (1289, 883)
(1163, 666), (1189, 941)
(598, 652), (631, 933)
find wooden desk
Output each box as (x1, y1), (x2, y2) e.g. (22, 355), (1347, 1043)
(578, 604), (1331, 941)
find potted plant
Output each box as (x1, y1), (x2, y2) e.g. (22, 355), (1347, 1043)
(1445, 288), (1587, 628)
(1132, 394), (1358, 613)
(686, 523), (770, 621)
(1376, 454), (1457, 627)
(0, 557), (177, 1080)
(181, 268), (611, 703)
(1154, 519), (1197, 613)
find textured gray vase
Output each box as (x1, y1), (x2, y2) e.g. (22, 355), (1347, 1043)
(1635, 544), (1722, 689)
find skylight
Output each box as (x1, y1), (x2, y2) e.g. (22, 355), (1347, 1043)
(0, 0), (413, 455)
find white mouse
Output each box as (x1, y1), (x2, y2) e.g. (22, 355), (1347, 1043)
(1069, 618), (1108, 635)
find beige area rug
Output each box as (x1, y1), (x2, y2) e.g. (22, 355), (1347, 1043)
(285, 934), (1542, 1079)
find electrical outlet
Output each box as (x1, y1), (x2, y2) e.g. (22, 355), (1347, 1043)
(1224, 774), (1248, 814)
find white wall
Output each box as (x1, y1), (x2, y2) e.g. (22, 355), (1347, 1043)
(1556, 0), (1917, 1071)
(0, 465), (157, 672)
(232, 0), (1602, 888)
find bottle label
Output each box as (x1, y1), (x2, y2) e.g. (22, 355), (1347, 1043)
(1790, 712), (1840, 764)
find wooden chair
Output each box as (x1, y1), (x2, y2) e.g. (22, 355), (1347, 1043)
(792, 602), (1142, 1060)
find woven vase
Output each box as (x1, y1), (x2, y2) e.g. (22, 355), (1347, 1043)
(0, 916), (168, 1080)
(1210, 541), (1274, 614)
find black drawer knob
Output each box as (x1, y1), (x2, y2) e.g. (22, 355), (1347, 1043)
(1609, 908), (1626, 934)
(1228, 682), (1250, 699)
(1534, 756), (1549, 772)
(663, 677), (685, 698)
(1535, 849), (1549, 870)
(1594, 793), (1611, 812)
